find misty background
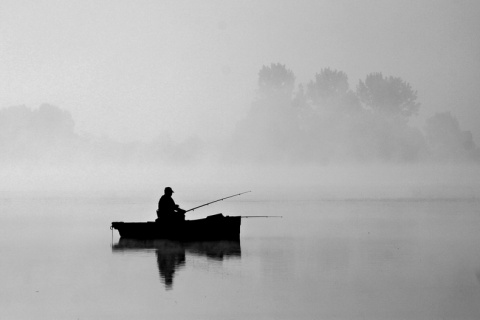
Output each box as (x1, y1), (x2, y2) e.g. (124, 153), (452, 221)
(1, 1), (479, 198)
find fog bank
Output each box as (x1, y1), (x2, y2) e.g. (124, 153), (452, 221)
(1, 66), (479, 201)
(2, 163), (479, 202)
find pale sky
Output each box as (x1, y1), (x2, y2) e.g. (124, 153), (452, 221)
(1, 0), (479, 143)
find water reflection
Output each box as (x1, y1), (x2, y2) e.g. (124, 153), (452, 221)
(112, 239), (241, 290)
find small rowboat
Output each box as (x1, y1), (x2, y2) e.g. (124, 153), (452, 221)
(111, 214), (241, 241)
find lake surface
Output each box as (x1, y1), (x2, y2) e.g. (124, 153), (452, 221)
(1, 195), (480, 319)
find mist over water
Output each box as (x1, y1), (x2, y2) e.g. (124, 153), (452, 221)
(2, 2), (480, 319)
(1, 61), (479, 201)
(1, 80), (479, 201)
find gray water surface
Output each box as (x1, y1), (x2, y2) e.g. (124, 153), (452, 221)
(1, 197), (480, 319)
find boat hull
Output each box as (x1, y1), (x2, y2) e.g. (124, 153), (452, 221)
(111, 214), (241, 241)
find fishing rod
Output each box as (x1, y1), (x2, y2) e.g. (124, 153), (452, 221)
(185, 191), (251, 213)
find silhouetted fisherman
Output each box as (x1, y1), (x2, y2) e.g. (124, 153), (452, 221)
(157, 187), (185, 222)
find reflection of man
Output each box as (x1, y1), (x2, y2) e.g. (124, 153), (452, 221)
(156, 247), (185, 290)
(157, 187), (185, 221)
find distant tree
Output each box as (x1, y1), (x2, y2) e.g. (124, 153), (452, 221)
(257, 63), (295, 99)
(290, 68), (362, 162)
(424, 112), (479, 161)
(306, 68), (361, 116)
(357, 73), (420, 120)
(292, 84), (307, 110)
(307, 68), (349, 102)
(228, 63), (302, 163)
(0, 104), (75, 142)
(32, 104), (76, 140)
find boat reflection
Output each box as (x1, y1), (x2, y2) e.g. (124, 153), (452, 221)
(112, 239), (241, 290)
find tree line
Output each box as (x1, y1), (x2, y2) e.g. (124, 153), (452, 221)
(0, 104), (204, 165)
(1, 64), (478, 165)
(229, 63), (480, 164)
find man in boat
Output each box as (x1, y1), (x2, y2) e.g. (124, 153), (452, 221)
(157, 187), (186, 222)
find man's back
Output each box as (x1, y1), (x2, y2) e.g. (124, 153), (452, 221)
(158, 194), (176, 215)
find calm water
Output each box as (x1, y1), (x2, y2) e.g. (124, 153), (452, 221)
(1, 196), (480, 319)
